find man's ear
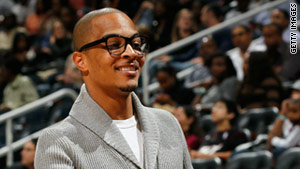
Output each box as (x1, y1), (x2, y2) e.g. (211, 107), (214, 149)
(73, 51), (88, 73)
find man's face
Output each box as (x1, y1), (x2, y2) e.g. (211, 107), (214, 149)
(231, 26), (252, 50)
(262, 26), (281, 49)
(83, 13), (145, 94)
(199, 38), (217, 61)
(271, 10), (289, 29)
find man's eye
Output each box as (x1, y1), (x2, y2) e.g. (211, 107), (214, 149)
(107, 42), (122, 50)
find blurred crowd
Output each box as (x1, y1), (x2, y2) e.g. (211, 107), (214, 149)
(0, 0), (300, 168)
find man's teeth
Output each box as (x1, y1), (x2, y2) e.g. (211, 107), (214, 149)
(120, 67), (136, 71)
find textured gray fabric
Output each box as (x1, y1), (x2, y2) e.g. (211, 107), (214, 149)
(35, 84), (193, 169)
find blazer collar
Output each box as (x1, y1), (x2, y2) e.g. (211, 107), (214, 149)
(70, 84), (160, 169)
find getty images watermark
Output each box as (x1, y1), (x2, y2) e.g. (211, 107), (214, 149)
(290, 3), (297, 54)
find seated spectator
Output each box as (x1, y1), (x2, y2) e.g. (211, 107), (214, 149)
(173, 105), (202, 150)
(190, 99), (247, 162)
(267, 79), (300, 151)
(155, 8), (198, 71)
(0, 56), (39, 113)
(10, 32), (36, 64)
(192, 52), (238, 107)
(229, 24), (266, 81)
(148, 8), (198, 82)
(184, 36), (217, 88)
(270, 98), (300, 158)
(262, 23), (300, 82)
(237, 52), (283, 110)
(25, 0), (50, 36)
(151, 64), (195, 107)
(270, 8), (300, 45)
(200, 3), (234, 52)
(6, 138), (37, 169)
(0, 13), (26, 51)
(40, 19), (72, 62)
(133, 0), (175, 50)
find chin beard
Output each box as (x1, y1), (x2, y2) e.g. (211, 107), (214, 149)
(119, 85), (138, 92)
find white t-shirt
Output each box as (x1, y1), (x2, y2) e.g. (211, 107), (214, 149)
(113, 116), (143, 164)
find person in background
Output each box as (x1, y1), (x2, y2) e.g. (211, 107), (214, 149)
(6, 138), (38, 169)
(200, 3), (234, 52)
(152, 64), (195, 107)
(192, 52), (238, 108)
(228, 24), (266, 81)
(237, 51), (283, 111)
(190, 99), (247, 162)
(262, 23), (300, 82)
(270, 8), (300, 46)
(270, 99), (300, 158)
(267, 79), (300, 152)
(0, 56), (39, 113)
(174, 105), (202, 150)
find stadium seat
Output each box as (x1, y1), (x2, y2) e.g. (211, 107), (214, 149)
(237, 107), (279, 135)
(275, 148), (300, 169)
(192, 157), (221, 169)
(226, 150), (272, 169)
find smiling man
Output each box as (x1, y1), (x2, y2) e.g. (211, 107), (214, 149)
(34, 8), (192, 169)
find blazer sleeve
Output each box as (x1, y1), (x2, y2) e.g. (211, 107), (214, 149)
(34, 128), (74, 169)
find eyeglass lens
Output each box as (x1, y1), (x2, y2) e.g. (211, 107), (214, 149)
(106, 36), (147, 55)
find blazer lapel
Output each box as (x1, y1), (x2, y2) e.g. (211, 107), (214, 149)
(69, 85), (142, 168)
(132, 93), (160, 169)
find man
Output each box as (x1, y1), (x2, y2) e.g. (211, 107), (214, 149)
(270, 8), (300, 45)
(228, 25), (265, 81)
(35, 8), (193, 169)
(200, 3), (234, 52)
(262, 23), (300, 82)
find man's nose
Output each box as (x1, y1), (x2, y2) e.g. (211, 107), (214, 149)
(120, 44), (138, 59)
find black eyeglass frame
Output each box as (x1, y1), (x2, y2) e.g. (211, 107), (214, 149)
(78, 33), (148, 56)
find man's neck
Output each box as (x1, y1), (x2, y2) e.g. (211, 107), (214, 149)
(87, 85), (134, 120)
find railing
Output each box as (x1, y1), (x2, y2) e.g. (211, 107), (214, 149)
(142, 0), (290, 104)
(0, 88), (78, 167)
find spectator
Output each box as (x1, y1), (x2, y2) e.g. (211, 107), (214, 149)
(270, 98), (300, 158)
(174, 105), (202, 150)
(60, 6), (78, 35)
(0, 13), (26, 51)
(192, 52), (238, 107)
(25, 0), (50, 36)
(154, 8), (198, 71)
(134, 0), (175, 50)
(11, 32), (36, 64)
(40, 19), (72, 63)
(270, 8), (300, 45)
(200, 3), (234, 52)
(190, 99), (247, 162)
(267, 79), (300, 151)
(152, 64), (195, 107)
(0, 56), (39, 113)
(262, 23), (300, 82)
(228, 24), (266, 81)
(6, 138), (37, 169)
(237, 52), (283, 110)
(184, 36), (217, 89)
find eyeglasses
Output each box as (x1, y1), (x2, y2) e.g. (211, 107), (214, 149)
(78, 33), (148, 57)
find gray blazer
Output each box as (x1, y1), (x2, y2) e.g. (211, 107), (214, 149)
(35, 85), (193, 169)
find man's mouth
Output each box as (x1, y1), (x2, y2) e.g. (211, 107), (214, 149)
(116, 65), (139, 76)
